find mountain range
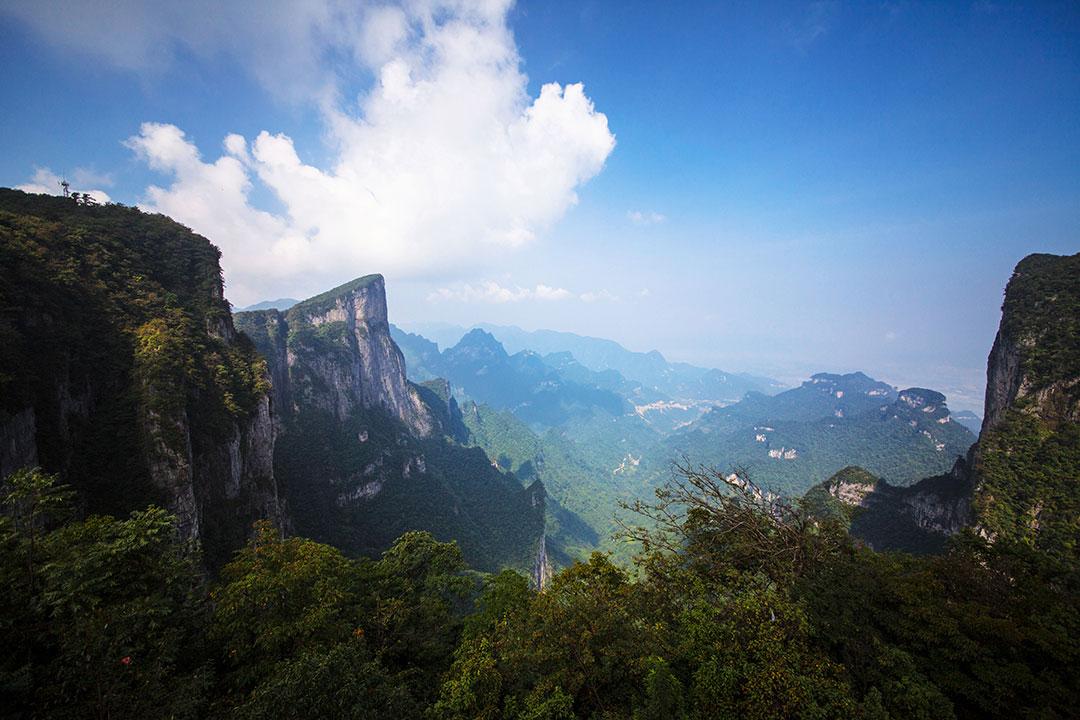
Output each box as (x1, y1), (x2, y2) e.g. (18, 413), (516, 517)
(391, 319), (977, 561)
(399, 321), (786, 403)
(3, 186), (1067, 581)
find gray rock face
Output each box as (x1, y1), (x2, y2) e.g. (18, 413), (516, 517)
(238, 275), (436, 437)
(981, 327), (1025, 437)
(0, 407), (39, 480)
(821, 462), (973, 552)
(136, 305), (283, 563)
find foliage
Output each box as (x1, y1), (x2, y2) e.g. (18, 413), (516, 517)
(6, 460), (1079, 719)
(975, 409), (1080, 564)
(1, 468), (211, 720)
(0, 189), (271, 564)
(999, 253), (1080, 396)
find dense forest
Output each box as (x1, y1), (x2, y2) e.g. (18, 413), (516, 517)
(3, 464), (1077, 719)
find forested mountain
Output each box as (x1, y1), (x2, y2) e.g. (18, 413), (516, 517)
(235, 278), (544, 573)
(656, 381), (976, 496)
(393, 321), (976, 562)
(0, 188), (282, 569)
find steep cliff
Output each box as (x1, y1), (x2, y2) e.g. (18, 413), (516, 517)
(815, 252), (1079, 556)
(236, 277), (544, 572)
(807, 464), (973, 553)
(969, 252), (1080, 559)
(0, 189), (282, 569)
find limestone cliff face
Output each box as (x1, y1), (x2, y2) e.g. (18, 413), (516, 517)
(235, 276), (545, 573)
(138, 370), (282, 567)
(967, 253), (1080, 555)
(980, 254), (1080, 435)
(238, 275), (435, 437)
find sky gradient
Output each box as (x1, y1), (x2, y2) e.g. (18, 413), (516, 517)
(2, 0), (1078, 412)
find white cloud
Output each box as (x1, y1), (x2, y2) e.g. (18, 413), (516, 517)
(628, 210), (666, 225)
(580, 289), (619, 303)
(15, 0), (616, 305)
(16, 167), (111, 204)
(429, 281), (572, 304)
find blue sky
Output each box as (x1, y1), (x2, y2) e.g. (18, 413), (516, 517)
(2, 1), (1078, 411)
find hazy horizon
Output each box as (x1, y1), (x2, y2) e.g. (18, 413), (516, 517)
(3, 0), (1078, 416)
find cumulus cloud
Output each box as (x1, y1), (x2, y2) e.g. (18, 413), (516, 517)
(628, 210), (665, 225)
(19, 0), (616, 305)
(429, 281), (572, 303)
(16, 167), (111, 204)
(580, 289), (619, 303)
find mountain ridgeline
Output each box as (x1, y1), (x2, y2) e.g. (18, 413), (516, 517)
(0, 189), (543, 575)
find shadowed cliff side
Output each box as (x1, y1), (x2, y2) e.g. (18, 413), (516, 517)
(0, 189), (282, 570)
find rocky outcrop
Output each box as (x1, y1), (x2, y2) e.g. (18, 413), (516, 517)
(814, 463), (973, 553)
(237, 275), (436, 437)
(236, 275), (545, 573)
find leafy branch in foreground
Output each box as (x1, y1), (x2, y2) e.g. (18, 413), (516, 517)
(618, 461), (851, 585)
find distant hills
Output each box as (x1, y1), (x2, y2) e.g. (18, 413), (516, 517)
(235, 297), (299, 312)
(399, 322), (786, 403)
(656, 377), (976, 496)
(392, 320), (977, 561)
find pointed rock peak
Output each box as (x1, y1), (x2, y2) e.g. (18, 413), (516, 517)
(451, 328), (508, 357)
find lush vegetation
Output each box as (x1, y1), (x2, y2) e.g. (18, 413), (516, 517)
(976, 410), (1080, 565)
(0, 189), (271, 565)
(973, 251), (1080, 566)
(998, 253), (1080, 398)
(6, 464), (1076, 719)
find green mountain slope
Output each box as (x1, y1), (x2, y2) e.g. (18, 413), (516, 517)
(654, 381), (975, 496)
(972, 252), (1080, 562)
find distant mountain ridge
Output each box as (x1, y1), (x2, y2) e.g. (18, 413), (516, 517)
(398, 322), (786, 403)
(650, 374), (976, 497)
(237, 297), (299, 312)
